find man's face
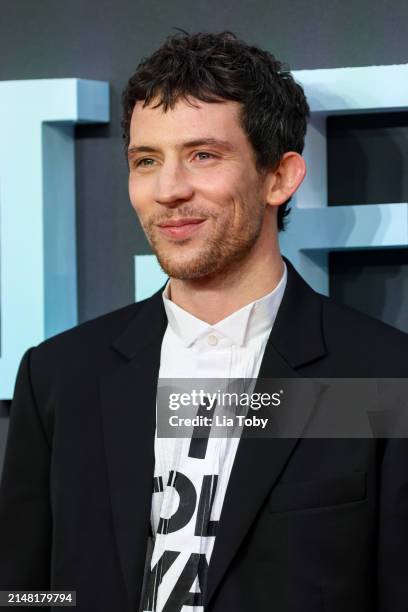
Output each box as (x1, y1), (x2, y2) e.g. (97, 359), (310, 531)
(128, 97), (271, 280)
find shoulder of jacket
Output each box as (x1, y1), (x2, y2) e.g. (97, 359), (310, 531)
(319, 293), (408, 370)
(28, 296), (155, 376)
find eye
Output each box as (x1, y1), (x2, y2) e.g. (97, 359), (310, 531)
(135, 158), (156, 168)
(194, 151), (217, 161)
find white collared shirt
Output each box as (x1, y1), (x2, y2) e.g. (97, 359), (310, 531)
(143, 263), (287, 612)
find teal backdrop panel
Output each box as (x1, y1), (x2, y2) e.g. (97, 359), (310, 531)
(135, 255), (168, 302)
(0, 79), (109, 399)
(135, 64), (408, 301)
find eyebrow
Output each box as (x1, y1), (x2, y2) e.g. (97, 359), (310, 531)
(127, 138), (236, 158)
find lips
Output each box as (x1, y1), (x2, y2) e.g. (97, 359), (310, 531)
(157, 218), (206, 239)
(158, 218), (205, 228)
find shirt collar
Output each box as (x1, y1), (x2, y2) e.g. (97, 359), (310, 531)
(162, 261), (287, 348)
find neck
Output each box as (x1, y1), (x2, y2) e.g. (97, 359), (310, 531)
(168, 219), (284, 325)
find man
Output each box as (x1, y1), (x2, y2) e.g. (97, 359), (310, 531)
(0, 31), (407, 612)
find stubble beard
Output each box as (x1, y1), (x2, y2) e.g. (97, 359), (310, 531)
(141, 200), (266, 281)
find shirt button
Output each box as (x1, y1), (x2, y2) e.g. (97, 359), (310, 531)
(207, 334), (218, 346)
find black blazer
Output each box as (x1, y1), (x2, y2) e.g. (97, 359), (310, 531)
(1, 257), (408, 612)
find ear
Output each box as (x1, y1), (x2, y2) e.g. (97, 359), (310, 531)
(264, 152), (306, 206)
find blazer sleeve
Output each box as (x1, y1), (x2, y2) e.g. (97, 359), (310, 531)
(377, 437), (408, 611)
(0, 347), (52, 591)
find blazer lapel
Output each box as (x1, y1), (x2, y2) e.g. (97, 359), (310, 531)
(99, 288), (167, 611)
(205, 258), (327, 605)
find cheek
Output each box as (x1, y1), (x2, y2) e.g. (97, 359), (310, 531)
(197, 171), (243, 208)
(128, 176), (151, 215)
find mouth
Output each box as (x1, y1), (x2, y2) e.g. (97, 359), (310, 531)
(157, 218), (206, 239)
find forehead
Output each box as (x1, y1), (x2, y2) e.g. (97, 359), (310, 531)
(129, 97), (246, 146)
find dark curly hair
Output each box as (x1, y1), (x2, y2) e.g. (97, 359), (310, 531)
(122, 30), (309, 231)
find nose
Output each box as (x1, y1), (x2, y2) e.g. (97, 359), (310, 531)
(153, 160), (194, 206)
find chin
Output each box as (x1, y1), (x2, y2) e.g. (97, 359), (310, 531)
(157, 255), (219, 280)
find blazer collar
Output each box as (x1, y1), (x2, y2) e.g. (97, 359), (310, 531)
(112, 255), (327, 369)
(112, 286), (168, 360)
